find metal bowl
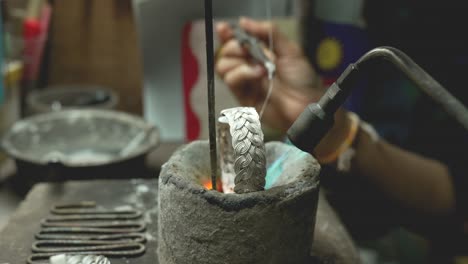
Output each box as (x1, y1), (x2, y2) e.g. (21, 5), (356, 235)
(1, 109), (159, 190)
(26, 85), (119, 115)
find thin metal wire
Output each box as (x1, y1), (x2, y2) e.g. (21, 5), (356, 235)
(28, 247), (145, 264)
(35, 233), (147, 243)
(29, 202), (147, 264)
(39, 225), (146, 234)
(32, 242), (144, 253)
(45, 212), (142, 221)
(41, 220), (146, 229)
(259, 0), (274, 120)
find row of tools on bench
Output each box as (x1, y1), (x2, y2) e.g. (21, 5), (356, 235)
(28, 201), (147, 264)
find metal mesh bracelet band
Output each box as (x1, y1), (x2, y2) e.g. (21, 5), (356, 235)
(218, 107), (266, 194)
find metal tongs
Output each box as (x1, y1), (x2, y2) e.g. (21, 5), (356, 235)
(231, 23), (276, 80)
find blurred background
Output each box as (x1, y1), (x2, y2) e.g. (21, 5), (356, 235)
(0, 1), (466, 263)
(0, 0), (297, 237)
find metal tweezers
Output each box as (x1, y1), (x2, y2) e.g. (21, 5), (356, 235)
(231, 23), (276, 79)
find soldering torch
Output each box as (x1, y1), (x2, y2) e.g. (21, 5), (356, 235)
(287, 46), (468, 154)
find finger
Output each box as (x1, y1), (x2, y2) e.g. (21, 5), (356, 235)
(239, 17), (274, 41)
(263, 47), (275, 62)
(219, 39), (246, 58)
(216, 57), (246, 77)
(216, 21), (233, 43)
(239, 17), (300, 57)
(219, 35), (275, 66)
(224, 64), (265, 93)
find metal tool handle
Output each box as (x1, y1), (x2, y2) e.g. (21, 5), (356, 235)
(231, 23), (276, 78)
(232, 25), (270, 63)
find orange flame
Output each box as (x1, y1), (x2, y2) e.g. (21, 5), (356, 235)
(202, 180), (213, 190)
(202, 178), (223, 192)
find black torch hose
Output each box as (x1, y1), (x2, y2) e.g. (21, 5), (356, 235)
(356, 47), (468, 131)
(288, 46), (468, 153)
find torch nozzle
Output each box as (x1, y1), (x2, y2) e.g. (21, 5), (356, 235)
(287, 46), (468, 154)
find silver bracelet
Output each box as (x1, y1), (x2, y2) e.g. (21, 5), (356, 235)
(49, 254), (110, 264)
(218, 107), (266, 194)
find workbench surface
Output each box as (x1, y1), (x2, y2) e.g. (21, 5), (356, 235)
(0, 179), (158, 264)
(0, 178), (360, 264)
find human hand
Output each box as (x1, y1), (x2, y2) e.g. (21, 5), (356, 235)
(216, 17), (323, 132)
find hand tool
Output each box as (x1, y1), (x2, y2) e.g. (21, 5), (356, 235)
(231, 24), (276, 80)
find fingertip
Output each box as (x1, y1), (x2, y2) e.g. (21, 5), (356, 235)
(216, 21), (228, 31)
(216, 22), (233, 42)
(238, 17), (273, 40)
(225, 64), (263, 88)
(215, 61), (225, 78)
(239, 17), (252, 28)
(219, 39), (245, 57)
(252, 64), (265, 77)
(215, 23), (223, 33)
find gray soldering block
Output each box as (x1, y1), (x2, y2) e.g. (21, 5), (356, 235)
(158, 140), (320, 264)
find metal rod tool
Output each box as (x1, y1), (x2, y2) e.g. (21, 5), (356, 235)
(205, 0), (218, 190)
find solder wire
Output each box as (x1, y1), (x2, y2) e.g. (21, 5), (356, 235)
(259, 0), (274, 120)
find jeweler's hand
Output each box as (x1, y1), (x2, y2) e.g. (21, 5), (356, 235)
(216, 17), (323, 132)
(216, 18), (350, 160)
